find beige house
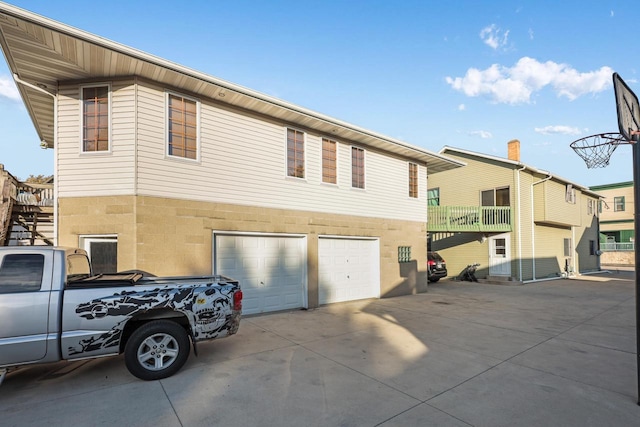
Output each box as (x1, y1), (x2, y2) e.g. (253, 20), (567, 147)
(588, 181), (634, 266)
(428, 141), (601, 282)
(0, 4), (464, 314)
(589, 181), (634, 245)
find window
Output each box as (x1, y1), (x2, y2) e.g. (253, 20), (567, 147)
(565, 184), (576, 204)
(563, 238), (572, 257)
(351, 147), (365, 189)
(481, 187), (510, 206)
(0, 254), (44, 293)
(287, 128), (305, 178)
(494, 238), (506, 256)
(167, 93), (198, 160)
(589, 240), (597, 256)
(481, 187), (510, 225)
(82, 85), (110, 152)
(614, 196), (625, 212)
(80, 236), (118, 274)
(427, 188), (440, 206)
(322, 138), (337, 184)
(408, 163), (418, 198)
(398, 246), (411, 263)
(587, 199), (595, 215)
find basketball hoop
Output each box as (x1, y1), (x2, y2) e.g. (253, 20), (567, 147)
(569, 132), (629, 169)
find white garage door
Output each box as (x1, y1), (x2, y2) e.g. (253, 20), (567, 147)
(318, 237), (380, 304)
(215, 234), (306, 315)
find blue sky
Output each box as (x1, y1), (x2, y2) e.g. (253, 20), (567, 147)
(0, 0), (638, 186)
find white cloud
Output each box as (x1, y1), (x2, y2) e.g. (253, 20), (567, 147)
(480, 24), (510, 50)
(445, 57), (613, 104)
(534, 125), (581, 135)
(469, 130), (492, 139)
(528, 28), (534, 40)
(458, 104), (466, 111)
(0, 75), (20, 101)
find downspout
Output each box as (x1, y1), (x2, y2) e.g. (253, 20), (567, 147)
(12, 74), (58, 245)
(515, 164), (526, 282)
(597, 198), (602, 271)
(572, 225), (576, 275)
(531, 172), (553, 280)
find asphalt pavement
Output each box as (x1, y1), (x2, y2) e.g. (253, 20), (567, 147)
(1, 269), (638, 426)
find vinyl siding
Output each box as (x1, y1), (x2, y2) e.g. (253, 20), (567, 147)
(516, 170), (534, 281)
(431, 232), (491, 279)
(56, 79), (427, 222)
(533, 180), (581, 226)
(57, 80), (136, 197)
(134, 81), (427, 222)
(429, 155), (514, 206)
(575, 195), (600, 272)
(534, 224), (571, 278)
(597, 184), (634, 223)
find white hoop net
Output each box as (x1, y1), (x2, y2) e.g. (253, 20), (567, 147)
(570, 133), (629, 168)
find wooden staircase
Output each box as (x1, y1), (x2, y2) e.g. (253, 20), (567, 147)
(1, 166), (54, 246)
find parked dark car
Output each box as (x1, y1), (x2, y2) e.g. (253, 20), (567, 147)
(427, 251), (447, 282)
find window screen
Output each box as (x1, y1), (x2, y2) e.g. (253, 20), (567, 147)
(88, 241), (117, 274)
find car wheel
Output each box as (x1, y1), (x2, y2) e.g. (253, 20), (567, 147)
(124, 320), (190, 381)
(429, 277), (440, 283)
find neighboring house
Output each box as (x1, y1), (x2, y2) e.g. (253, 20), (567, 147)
(0, 4), (463, 314)
(588, 181), (634, 248)
(427, 141), (601, 282)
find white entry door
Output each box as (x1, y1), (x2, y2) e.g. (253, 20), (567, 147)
(489, 233), (511, 276)
(214, 234), (306, 315)
(318, 237), (379, 304)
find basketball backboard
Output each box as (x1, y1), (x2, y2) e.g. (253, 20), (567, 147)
(613, 72), (640, 142)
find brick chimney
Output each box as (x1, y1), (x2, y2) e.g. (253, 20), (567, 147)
(507, 139), (520, 162)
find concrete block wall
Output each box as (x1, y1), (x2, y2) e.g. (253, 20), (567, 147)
(58, 195), (428, 308)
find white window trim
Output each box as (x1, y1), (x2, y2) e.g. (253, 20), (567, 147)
(321, 136), (339, 185)
(79, 82), (112, 155)
(79, 234), (118, 252)
(351, 145), (366, 190)
(165, 90), (201, 163)
(285, 127), (307, 180)
(78, 234), (118, 273)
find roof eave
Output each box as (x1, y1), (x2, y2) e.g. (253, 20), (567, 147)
(0, 2), (462, 171)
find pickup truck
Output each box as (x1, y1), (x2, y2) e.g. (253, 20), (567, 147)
(0, 246), (242, 384)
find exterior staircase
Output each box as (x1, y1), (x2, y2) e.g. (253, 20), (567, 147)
(1, 165), (54, 246)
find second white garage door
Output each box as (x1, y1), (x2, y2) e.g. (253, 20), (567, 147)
(318, 237), (380, 304)
(214, 234), (307, 315)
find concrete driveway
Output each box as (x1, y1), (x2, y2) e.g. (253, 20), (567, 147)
(1, 270), (638, 426)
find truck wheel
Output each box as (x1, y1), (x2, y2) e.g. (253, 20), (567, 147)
(124, 320), (191, 381)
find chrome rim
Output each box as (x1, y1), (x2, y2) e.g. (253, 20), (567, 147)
(136, 332), (180, 371)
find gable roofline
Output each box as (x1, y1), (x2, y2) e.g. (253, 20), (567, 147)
(0, 2), (464, 174)
(439, 146), (602, 198)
